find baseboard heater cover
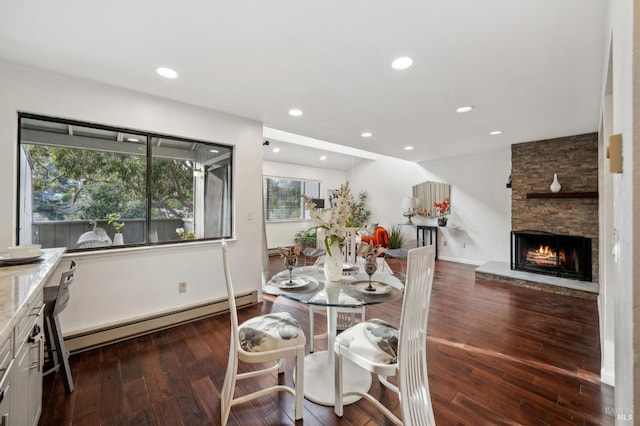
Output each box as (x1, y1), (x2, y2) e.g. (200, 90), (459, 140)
(64, 291), (258, 354)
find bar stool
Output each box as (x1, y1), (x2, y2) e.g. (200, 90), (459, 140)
(43, 260), (77, 393)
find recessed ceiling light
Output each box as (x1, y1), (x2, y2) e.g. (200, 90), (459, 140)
(391, 57), (413, 70)
(272, 147), (280, 153)
(209, 149), (219, 153)
(156, 67), (178, 79)
(320, 156), (327, 160)
(127, 137), (139, 142)
(404, 146), (414, 151)
(288, 109), (303, 117)
(489, 130), (503, 135)
(456, 106), (473, 113)
(361, 132), (373, 138)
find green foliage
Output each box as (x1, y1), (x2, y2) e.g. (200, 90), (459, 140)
(26, 145), (194, 221)
(388, 225), (404, 249)
(107, 213), (125, 233)
(346, 190), (371, 228)
(294, 229), (317, 247)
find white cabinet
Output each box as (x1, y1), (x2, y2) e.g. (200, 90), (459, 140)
(9, 295), (44, 426)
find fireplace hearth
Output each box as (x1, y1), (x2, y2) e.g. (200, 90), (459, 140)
(511, 231), (592, 282)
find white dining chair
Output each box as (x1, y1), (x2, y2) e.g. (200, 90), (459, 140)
(384, 239), (419, 281)
(219, 240), (306, 425)
(308, 228), (365, 352)
(334, 245), (436, 426)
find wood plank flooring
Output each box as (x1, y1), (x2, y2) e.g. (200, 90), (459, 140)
(40, 257), (614, 425)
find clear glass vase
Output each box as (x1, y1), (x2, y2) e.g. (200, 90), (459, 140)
(323, 240), (343, 282)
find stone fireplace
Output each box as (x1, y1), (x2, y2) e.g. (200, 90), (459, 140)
(476, 133), (599, 299)
(510, 133), (599, 284)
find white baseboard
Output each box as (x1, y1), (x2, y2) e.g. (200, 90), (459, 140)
(437, 255), (484, 266)
(64, 291), (258, 354)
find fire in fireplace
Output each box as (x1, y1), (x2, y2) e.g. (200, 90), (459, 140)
(511, 231), (592, 281)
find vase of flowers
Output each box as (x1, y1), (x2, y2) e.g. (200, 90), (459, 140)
(302, 182), (354, 282)
(434, 197), (450, 227)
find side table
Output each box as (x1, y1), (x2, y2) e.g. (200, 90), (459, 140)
(416, 225), (438, 259)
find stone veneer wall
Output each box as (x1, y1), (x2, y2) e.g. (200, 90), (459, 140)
(511, 133), (599, 283)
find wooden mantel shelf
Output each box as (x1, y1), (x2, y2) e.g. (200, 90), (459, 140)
(526, 191), (598, 199)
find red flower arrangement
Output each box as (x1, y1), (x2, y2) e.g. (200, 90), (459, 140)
(433, 198), (450, 224)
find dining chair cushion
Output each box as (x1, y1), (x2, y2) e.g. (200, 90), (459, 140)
(335, 318), (398, 364)
(239, 312), (306, 352)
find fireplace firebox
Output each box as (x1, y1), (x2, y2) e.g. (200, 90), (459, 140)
(511, 231), (592, 281)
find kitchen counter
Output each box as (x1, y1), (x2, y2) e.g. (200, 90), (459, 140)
(0, 248), (66, 346)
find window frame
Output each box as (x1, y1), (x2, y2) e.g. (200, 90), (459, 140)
(16, 112), (234, 251)
(263, 176), (321, 222)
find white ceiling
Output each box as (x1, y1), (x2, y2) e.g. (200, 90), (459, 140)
(0, 1), (607, 168)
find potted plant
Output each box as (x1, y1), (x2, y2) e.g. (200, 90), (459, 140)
(107, 213), (125, 245)
(433, 198), (450, 227)
(388, 225), (404, 249)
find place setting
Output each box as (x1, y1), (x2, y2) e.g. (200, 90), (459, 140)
(0, 244), (45, 266)
(270, 246), (319, 290)
(350, 242), (392, 295)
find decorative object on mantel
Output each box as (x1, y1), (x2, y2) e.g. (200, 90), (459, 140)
(550, 173), (561, 193)
(433, 197), (450, 227)
(506, 175), (512, 189)
(401, 196), (418, 225)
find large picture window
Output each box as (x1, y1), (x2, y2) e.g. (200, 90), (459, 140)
(263, 177), (320, 221)
(18, 114), (233, 251)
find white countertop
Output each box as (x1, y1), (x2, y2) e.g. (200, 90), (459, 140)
(0, 248), (66, 344)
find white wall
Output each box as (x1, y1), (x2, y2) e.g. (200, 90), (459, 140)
(0, 60), (264, 334)
(262, 160), (346, 248)
(607, 0), (638, 416)
(348, 148), (511, 265)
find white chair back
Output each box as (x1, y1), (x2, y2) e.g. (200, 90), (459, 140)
(398, 244), (436, 424)
(219, 239), (305, 425)
(341, 227), (358, 265)
(220, 239), (240, 424)
(221, 240), (240, 346)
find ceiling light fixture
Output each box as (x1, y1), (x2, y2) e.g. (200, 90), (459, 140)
(209, 149), (219, 153)
(288, 109), (303, 117)
(127, 137), (139, 142)
(456, 106), (473, 113)
(391, 57), (414, 70)
(320, 156), (327, 160)
(404, 146), (414, 150)
(489, 130), (503, 135)
(156, 67), (178, 79)
(272, 147), (280, 153)
(361, 132), (373, 138)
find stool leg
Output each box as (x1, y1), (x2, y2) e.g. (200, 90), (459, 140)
(43, 316), (55, 371)
(50, 315), (74, 393)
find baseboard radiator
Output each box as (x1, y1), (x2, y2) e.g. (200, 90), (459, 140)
(64, 291), (258, 354)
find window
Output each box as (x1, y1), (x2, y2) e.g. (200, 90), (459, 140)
(263, 177), (320, 221)
(18, 114), (233, 251)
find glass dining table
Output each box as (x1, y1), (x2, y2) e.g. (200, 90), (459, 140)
(264, 263), (403, 406)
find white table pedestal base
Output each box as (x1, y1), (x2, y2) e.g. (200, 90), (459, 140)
(302, 351), (372, 406)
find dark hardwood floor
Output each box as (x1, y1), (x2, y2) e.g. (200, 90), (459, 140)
(40, 256), (614, 425)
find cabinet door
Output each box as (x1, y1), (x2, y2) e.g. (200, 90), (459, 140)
(0, 370), (11, 426)
(10, 344), (29, 426)
(27, 331), (43, 426)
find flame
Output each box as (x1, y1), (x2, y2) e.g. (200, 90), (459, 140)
(527, 245), (566, 264)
